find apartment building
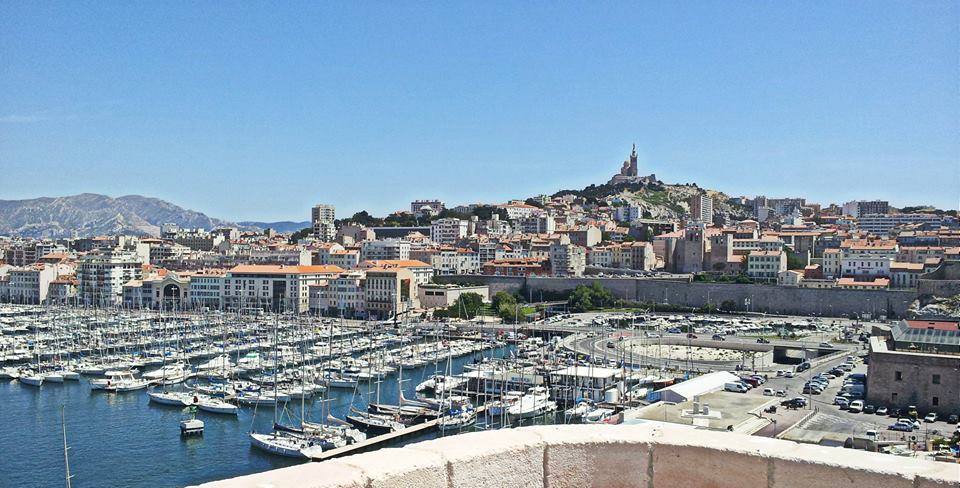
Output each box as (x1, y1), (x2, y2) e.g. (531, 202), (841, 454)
(312, 204), (337, 241)
(223, 264), (343, 313)
(364, 266), (417, 320)
(746, 250), (786, 282)
(430, 218), (468, 245)
(77, 249), (145, 306)
(549, 241), (586, 277)
(840, 239), (898, 278)
(360, 239), (411, 262)
(310, 270), (366, 317)
(688, 194), (714, 223)
(187, 270), (226, 309)
(430, 249), (481, 276)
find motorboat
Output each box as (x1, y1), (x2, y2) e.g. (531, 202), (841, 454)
(582, 407), (615, 424)
(90, 371), (151, 392)
(415, 375), (466, 395)
(19, 370), (44, 387)
(0, 367), (21, 379)
(195, 395), (238, 415)
(147, 390), (195, 407)
(506, 387), (557, 420)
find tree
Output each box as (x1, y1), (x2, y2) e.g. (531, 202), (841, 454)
(567, 281), (615, 312)
(492, 291), (519, 322)
(447, 292), (485, 319)
(288, 227), (313, 243)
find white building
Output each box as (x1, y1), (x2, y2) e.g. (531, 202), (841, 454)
(746, 250), (786, 282)
(77, 249), (144, 306)
(688, 194), (714, 223)
(223, 264), (343, 313)
(187, 271), (225, 309)
(430, 218), (468, 245)
(4, 264), (61, 304)
(360, 239), (411, 262)
(549, 241), (586, 277)
(312, 204), (337, 241)
(840, 240), (898, 278)
(417, 283), (489, 309)
(430, 249), (481, 275)
(310, 270), (366, 317)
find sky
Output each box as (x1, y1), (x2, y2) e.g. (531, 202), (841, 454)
(1, 2), (958, 222)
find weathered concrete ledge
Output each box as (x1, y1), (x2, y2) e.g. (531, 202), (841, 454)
(195, 423), (959, 488)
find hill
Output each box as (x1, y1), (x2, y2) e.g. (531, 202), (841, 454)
(0, 193), (232, 238)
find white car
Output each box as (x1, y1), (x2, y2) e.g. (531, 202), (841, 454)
(762, 388), (774, 396)
(924, 412), (937, 423)
(848, 400), (864, 413)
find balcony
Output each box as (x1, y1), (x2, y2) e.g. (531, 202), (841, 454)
(193, 423), (958, 488)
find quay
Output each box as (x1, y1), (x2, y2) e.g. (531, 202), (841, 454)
(308, 404), (488, 461)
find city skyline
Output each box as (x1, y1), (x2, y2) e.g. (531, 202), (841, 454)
(2, 3), (958, 221)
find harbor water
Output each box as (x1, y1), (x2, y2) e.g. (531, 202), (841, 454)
(0, 347), (523, 488)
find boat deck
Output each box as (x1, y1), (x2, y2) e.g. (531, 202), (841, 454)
(308, 404), (487, 461)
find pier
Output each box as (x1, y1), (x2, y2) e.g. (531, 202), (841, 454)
(308, 405), (488, 461)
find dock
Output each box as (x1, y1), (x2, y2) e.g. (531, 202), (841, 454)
(308, 405), (488, 461)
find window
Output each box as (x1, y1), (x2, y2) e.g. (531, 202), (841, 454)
(932, 374), (940, 385)
(932, 396), (939, 406)
(894, 371), (902, 381)
(891, 392), (898, 402)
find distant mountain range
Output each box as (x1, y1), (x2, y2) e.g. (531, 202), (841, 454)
(0, 193), (313, 239)
(236, 220), (311, 233)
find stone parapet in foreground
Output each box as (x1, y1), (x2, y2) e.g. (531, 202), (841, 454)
(196, 423), (960, 488)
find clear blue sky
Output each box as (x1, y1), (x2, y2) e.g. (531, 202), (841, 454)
(1, 2), (957, 221)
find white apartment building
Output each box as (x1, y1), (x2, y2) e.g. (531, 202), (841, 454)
(430, 218), (468, 245)
(430, 249), (481, 275)
(4, 264), (61, 304)
(364, 266), (417, 320)
(613, 205), (642, 223)
(746, 250), (786, 282)
(840, 240), (898, 277)
(188, 271), (225, 309)
(360, 239), (411, 262)
(328, 250), (360, 269)
(857, 213), (941, 236)
(312, 204), (337, 241)
(731, 237), (785, 254)
(310, 271), (366, 317)
(587, 246), (614, 268)
(223, 264), (343, 313)
(500, 202), (540, 220)
(77, 249), (144, 306)
(518, 215), (556, 234)
(549, 242), (586, 277)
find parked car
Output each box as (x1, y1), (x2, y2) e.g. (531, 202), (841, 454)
(781, 398), (806, 409)
(888, 423), (912, 432)
(848, 400), (864, 413)
(819, 342), (833, 348)
(775, 390), (787, 397)
(889, 408), (902, 418)
(725, 382), (748, 393)
(763, 388), (774, 396)
(896, 418), (921, 430)
(796, 362), (811, 372)
(863, 405), (876, 414)
(756, 338), (770, 344)
(835, 397), (850, 409)
(876, 406), (888, 415)
(947, 414), (959, 424)
(924, 412), (937, 423)
(784, 371), (795, 378)
(712, 334), (725, 341)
